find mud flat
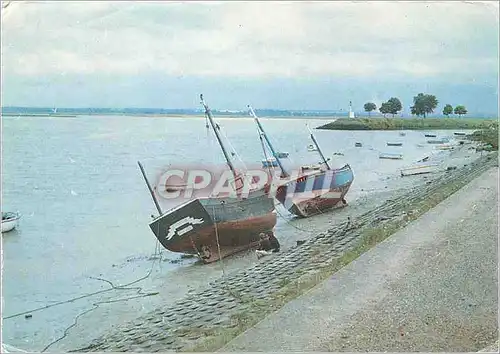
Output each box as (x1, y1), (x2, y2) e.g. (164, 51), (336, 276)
(71, 149), (498, 352)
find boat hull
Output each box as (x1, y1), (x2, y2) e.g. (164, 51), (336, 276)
(401, 163), (439, 176)
(1, 213), (20, 233)
(149, 190), (276, 263)
(275, 164), (354, 218)
(379, 153), (403, 160)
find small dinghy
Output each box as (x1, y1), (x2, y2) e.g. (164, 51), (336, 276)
(435, 144), (454, 151)
(379, 152), (403, 160)
(276, 152), (289, 158)
(354, 142), (362, 147)
(387, 142), (403, 147)
(427, 138), (449, 144)
(2, 212), (20, 233)
(401, 162), (440, 176)
(262, 157), (279, 168)
(307, 144), (318, 152)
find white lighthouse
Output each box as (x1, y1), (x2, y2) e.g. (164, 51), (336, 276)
(348, 101), (355, 118)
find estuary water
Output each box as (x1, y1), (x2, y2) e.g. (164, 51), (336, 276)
(1, 115), (460, 350)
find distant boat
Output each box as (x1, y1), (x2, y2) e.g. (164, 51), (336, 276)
(401, 162), (440, 176)
(262, 157), (279, 168)
(276, 152), (289, 158)
(435, 144), (454, 151)
(307, 144), (318, 151)
(379, 152), (403, 160)
(355, 142), (362, 147)
(2, 212), (20, 233)
(454, 132), (466, 136)
(387, 142), (403, 147)
(399, 132), (406, 136)
(427, 138), (449, 144)
(424, 133), (437, 138)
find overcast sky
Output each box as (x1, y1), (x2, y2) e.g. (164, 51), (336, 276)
(1, 1), (499, 114)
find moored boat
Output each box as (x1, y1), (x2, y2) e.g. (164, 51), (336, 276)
(454, 132), (466, 136)
(140, 95), (277, 264)
(307, 144), (318, 152)
(435, 144), (454, 150)
(250, 107), (354, 218)
(276, 152), (289, 158)
(262, 157), (279, 168)
(379, 152), (403, 160)
(424, 133), (437, 138)
(1, 212), (20, 233)
(427, 138), (449, 144)
(401, 162), (440, 176)
(355, 142), (362, 147)
(387, 142), (403, 147)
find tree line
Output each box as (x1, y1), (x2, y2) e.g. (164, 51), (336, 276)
(363, 93), (468, 118)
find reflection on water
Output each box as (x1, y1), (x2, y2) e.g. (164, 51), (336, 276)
(1, 115), (462, 350)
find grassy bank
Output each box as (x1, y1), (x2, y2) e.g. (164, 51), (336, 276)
(317, 117), (498, 131)
(467, 125), (499, 151)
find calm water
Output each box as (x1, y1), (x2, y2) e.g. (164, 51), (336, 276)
(1, 115), (459, 350)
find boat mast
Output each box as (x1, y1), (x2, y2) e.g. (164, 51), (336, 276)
(200, 94), (237, 179)
(307, 124), (331, 170)
(137, 161), (163, 215)
(248, 105), (289, 178)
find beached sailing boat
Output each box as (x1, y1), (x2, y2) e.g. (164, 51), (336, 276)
(138, 95), (276, 264)
(249, 106), (354, 218)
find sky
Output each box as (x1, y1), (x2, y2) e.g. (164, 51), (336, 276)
(1, 1), (499, 115)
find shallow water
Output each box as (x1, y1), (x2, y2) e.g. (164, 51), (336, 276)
(1, 115), (470, 350)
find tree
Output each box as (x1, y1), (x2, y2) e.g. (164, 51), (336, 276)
(454, 105), (468, 117)
(386, 97), (402, 117)
(379, 102), (391, 118)
(443, 104), (453, 117)
(364, 102), (377, 117)
(410, 93), (439, 118)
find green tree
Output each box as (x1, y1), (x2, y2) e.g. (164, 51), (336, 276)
(364, 102), (377, 117)
(454, 105), (468, 117)
(386, 97), (402, 117)
(379, 102), (391, 118)
(410, 93), (439, 118)
(443, 104), (453, 117)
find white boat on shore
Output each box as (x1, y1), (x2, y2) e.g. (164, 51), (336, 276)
(1, 343), (29, 352)
(307, 144), (318, 152)
(435, 144), (454, 151)
(1, 212), (20, 233)
(379, 152), (403, 160)
(401, 162), (440, 176)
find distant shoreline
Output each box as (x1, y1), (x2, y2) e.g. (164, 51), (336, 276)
(317, 117), (498, 131)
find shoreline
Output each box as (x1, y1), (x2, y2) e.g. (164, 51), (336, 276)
(71, 149), (498, 352)
(317, 117), (498, 131)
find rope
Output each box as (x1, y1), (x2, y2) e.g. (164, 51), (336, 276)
(212, 205), (226, 279)
(5, 238), (163, 352)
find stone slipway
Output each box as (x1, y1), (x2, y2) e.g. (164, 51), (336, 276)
(222, 167), (499, 352)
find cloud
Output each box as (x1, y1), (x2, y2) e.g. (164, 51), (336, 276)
(2, 1), (498, 80)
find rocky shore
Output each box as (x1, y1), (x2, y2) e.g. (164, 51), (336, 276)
(72, 149), (498, 353)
